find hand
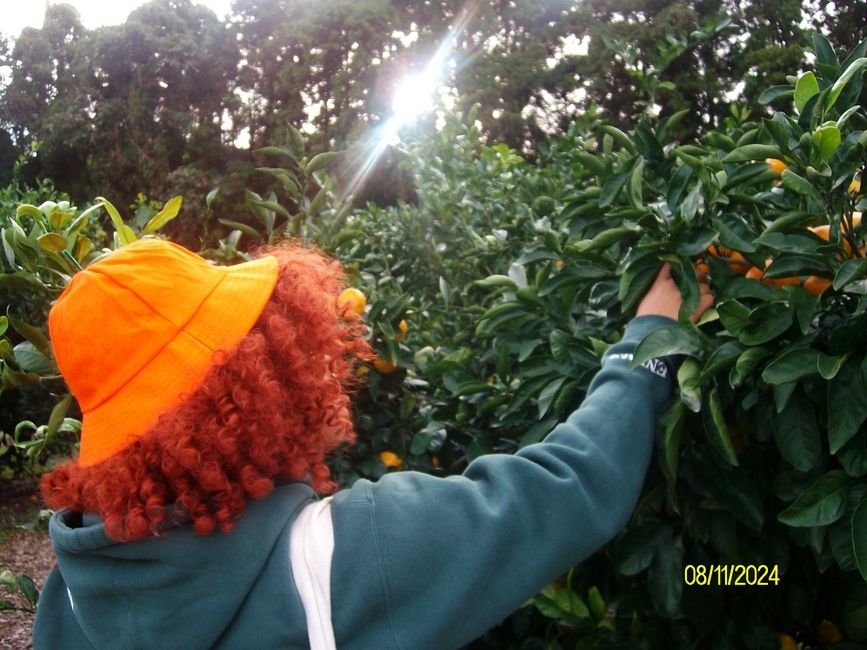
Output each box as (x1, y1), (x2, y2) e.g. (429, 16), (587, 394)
(636, 263), (714, 323)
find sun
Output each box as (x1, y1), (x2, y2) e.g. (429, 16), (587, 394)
(391, 72), (439, 124)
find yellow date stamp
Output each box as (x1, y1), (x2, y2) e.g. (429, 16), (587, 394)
(683, 564), (780, 586)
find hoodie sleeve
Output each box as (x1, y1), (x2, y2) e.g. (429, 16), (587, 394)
(329, 315), (675, 650)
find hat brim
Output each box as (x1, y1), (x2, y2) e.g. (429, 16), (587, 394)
(78, 255), (279, 467)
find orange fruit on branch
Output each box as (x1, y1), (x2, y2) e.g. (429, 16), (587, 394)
(817, 619), (843, 645)
(745, 259), (799, 287)
(379, 450), (403, 469)
(706, 245), (752, 274)
(394, 319), (408, 342)
(766, 158), (789, 175)
(373, 355), (399, 374)
(778, 633), (797, 650)
(337, 287), (366, 317)
(803, 275), (832, 296)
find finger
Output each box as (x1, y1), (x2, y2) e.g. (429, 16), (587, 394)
(656, 262), (673, 281)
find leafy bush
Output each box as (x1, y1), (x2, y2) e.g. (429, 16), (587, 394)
(325, 34), (867, 648)
(2, 29), (866, 649)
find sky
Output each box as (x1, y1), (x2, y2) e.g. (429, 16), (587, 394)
(3, 0), (233, 38)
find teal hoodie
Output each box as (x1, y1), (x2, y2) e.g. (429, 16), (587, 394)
(33, 315), (675, 649)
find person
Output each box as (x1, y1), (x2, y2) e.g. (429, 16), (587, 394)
(33, 237), (713, 650)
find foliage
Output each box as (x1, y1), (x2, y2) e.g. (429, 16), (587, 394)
(0, 192), (181, 473)
(1, 21), (866, 648)
(0, 568), (39, 614)
(322, 35), (867, 647)
(1, 0), (864, 212)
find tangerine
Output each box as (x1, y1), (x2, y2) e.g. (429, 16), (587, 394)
(394, 319), (408, 342)
(337, 287), (366, 317)
(766, 158), (789, 175)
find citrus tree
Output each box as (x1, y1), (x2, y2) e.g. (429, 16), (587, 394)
(2, 26), (865, 650)
(323, 33), (867, 648)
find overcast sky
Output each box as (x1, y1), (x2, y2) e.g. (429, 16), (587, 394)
(3, 0), (233, 38)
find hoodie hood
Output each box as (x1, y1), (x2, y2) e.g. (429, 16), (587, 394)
(34, 483), (315, 650)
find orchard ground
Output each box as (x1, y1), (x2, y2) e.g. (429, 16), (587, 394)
(0, 480), (53, 650)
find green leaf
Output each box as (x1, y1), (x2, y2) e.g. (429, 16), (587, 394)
(598, 172), (630, 208)
(142, 195), (182, 235)
(818, 353), (844, 380)
(674, 228), (716, 257)
(15, 204), (43, 221)
(703, 386), (738, 466)
(574, 151), (605, 175)
(7, 313), (52, 360)
(717, 299), (751, 336)
(648, 541), (683, 617)
(599, 125), (635, 152)
(95, 197), (133, 243)
(680, 182), (703, 222)
(825, 58), (867, 112)
(205, 188), (219, 209)
(778, 470), (849, 527)
(813, 32), (837, 67)
(667, 164), (694, 213)
(16, 574), (38, 608)
(628, 158), (645, 208)
(615, 522), (670, 575)
(661, 401), (686, 487)
(773, 381), (797, 413)
(827, 357), (867, 454)
(307, 187), (327, 216)
(743, 303), (794, 346)
(0, 273), (44, 292)
(305, 151), (341, 174)
(12, 342), (55, 375)
(715, 214), (757, 253)
(729, 347), (770, 387)
(833, 258), (867, 290)
(830, 519), (858, 571)
(36, 233), (67, 254)
(620, 257), (662, 313)
(789, 286), (821, 335)
(572, 226), (640, 253)
(46, 394), (74, 441)
(537, 377), (567, 418)
(763, 114), (794, 152)
(780, 169), (820, 199)
(254, 145), (297, 160)
(773, 389), (821, 471)
(288, 126), (305, 157)
(853, 497), (867, 582)
(708, 465), (764, 531)
(722, 144), (783, 163)
(217, 219), (264, 242)
(439, 276), (451, 306)
(698, 341), (744, 383)
(0, 315), (7, 337)
(813, 123), (842, 162)
(677, 358), (702, 412)
(837, 105), (861, 129)
(757, 85), (794, 105)
(762, 347), (823, 384)
(794, 72), (820, 112)
(632, 325), (705, 367)
(473, 275), (518, 289)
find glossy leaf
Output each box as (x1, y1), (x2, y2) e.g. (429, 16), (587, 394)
(778, 470), (848, 527)
(773, 389), (821, 471)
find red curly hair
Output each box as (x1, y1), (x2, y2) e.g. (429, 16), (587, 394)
(41, 241), (372, 542)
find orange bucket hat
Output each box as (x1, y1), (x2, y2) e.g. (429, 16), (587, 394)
(48, 238), (279, 467)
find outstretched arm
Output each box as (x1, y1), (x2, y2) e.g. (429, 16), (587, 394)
(328, 263), (713, 650)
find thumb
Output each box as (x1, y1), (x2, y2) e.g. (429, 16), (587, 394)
(656, 262), (673, 281)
